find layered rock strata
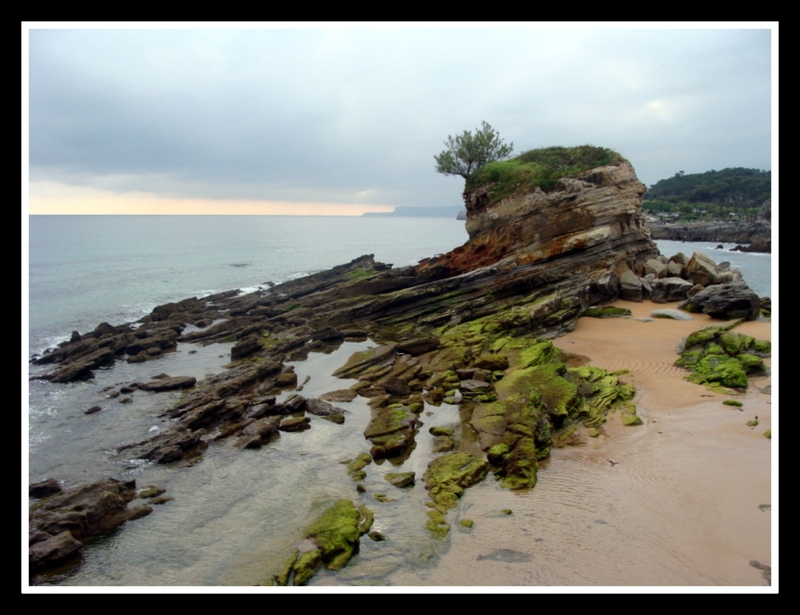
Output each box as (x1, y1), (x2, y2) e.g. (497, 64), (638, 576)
(30, 156), (766, 579)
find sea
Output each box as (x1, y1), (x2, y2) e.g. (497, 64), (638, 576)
(25, 215), (774, 587)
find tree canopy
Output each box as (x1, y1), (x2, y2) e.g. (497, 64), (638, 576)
(644, 167), (771, 207)
(434, 121), (513, 180)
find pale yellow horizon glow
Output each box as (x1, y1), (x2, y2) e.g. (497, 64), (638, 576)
(27, 182), (396, 216)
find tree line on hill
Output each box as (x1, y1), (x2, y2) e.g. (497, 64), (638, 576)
(643, 168), (771, 221)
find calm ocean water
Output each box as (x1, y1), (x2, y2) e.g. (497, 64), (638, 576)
(27, 216), (772, 356)
(27, 216), (470, 355)
(25, 215), (773, 586)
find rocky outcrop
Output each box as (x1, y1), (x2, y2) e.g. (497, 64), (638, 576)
(678, 281), (761, 320)
(425, 160), (656, 281)
(675, 321), (770, 390)
(649, 219), (771, 252)
(29, 478), (155, 573)
(31, 153), (769, 580)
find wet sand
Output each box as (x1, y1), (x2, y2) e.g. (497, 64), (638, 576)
(389, 300), (773, 588)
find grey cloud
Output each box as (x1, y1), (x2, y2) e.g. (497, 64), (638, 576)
(28, 26), (772, 206)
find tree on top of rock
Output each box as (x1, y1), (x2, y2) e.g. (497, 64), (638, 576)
(434, 121), (513, 180)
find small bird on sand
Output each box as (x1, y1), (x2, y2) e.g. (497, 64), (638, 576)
(607, 459), (619, 466)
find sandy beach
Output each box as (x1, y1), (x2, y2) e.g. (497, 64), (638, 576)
(389, 300), (773, 588)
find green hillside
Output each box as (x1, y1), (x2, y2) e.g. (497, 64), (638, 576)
(644, 168), (771, 219)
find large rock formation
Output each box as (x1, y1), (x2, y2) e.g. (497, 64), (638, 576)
(32, 151), (765, 580)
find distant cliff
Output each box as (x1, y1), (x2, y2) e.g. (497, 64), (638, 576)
(649, 219), (771, 252)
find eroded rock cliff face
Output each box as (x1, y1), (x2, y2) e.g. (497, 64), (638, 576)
(414, 158), (659, 336)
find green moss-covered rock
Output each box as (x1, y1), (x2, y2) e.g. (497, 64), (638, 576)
(429, 426), (453, 437)
(385, 472), (415, 488)
(431, 435), (455, 452)
(346, 452), (373, 481)
(620, 402), (643, 426)
(518, 340), (562, 368)
(583, 306), (632, 318)
(364, 404), (420, 459)
(677, 324), (770, 391)
(487, 442), (511, 465)
(303, 499), (373, 573)
(719, 331), (753, 355)
(292, 549), (323, 586)
(271, 552), (298, 586)
(738, 353), (766, 374)
(686, 355), (748, 389)
(752, 339), (771, 355)
(424, 452), (489, 513)
(499, 437), (539, 489)
(723, 399), (743, 407)
(570, 366), (638, 427)
(474, 353), (509, 371)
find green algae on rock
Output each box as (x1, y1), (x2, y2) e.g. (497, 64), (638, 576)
(273, 499), (374, 586)
(346, 452), (373, 482)
(423, 452), (489, 537)
(384, 472), (415, 488)
(364, 403), (421, 460)
(676, 321), (770, 391)
(582, 306), (632, 318)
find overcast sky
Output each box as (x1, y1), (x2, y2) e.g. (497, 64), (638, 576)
(24, 23), (775, 215)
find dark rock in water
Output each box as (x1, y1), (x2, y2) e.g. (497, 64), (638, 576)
(319, 389), (358, 403)
(365, 404), (421, 459)
(29, 478), (152, 574)
(649, 219), (771, 246)
(476, 549), (533, 563)
(134, 427), (208, 463)
(236, 416), (282, 449)
(230, 334), (264, 360)
(29, 478), (62, 499)
(136, 376), (197, 392)
(385, 472), (415, 488)
(278, 416), (311, 432)
(305, 398), (346, 423)
(731, 237), (771, 253)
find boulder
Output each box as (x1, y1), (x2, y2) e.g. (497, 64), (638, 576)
(650, 277), (695, 303)
(685, 252), (719, 286)
(678, 282), (761, 321)
(619, 269), (644, 302)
